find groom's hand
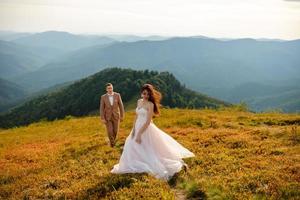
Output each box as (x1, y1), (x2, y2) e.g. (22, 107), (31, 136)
(120, 117), (124, 122)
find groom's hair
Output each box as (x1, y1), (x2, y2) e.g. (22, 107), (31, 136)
(106, 83), (113, 87)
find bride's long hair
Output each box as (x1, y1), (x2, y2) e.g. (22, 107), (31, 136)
(141, 84), (162, 116)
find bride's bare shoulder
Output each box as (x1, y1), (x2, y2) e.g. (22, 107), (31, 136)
(147, 101), (154, 107)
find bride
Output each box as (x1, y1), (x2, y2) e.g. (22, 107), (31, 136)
(110, 83), (195, 181)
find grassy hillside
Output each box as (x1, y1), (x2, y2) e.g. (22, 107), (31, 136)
(0, 107), (299, 199)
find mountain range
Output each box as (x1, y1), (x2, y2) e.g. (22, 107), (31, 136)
(0, 30), (299, 113)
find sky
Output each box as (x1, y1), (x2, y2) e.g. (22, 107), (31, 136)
(0, 0), (300, 39)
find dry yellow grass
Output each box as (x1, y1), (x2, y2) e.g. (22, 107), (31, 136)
(0, 107), (299, 199)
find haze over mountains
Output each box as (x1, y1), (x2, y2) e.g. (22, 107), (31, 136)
(12, 31), (116, 52)
(0, 30), (299, 113)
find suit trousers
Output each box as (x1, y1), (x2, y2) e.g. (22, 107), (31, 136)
(105, 117), (120, 147)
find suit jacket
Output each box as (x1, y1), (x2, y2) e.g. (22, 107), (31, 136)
(100, 92), (124, 121)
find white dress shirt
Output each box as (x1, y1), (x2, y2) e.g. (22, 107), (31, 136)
(108, 92), (114, 106)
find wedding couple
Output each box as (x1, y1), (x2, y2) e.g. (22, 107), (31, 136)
(100, 83), (195, 181)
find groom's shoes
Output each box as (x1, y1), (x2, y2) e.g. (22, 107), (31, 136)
(110, 142), (115, 147)
(110, 140), (118, 147)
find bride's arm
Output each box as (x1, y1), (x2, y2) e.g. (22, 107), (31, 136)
(131, 99), (140, 138)
(136, 102), (154, 137)
(131, 114), (137, 138)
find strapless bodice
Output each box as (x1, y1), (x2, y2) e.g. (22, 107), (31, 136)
(134, 107), (153, 131)
(136, 106), (148, 117)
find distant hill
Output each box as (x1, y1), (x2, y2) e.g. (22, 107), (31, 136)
(247, 90), (300, 113)
(0, 68), (230, 128)
(0, 79), (75, 114)
(0, 31), (32, 41)
(10, 37), (300, 90)
(0, 40), (47, 78)
(0, 78), (27, 112)
(0, 30), (117, 80)
(0, 39), (70, 78)
(13, 31), (116, 52)
(104, 34), (170, 42)
(208, 79), (300, 113)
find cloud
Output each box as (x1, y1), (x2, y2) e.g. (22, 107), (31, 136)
(284, 0), (300, 2)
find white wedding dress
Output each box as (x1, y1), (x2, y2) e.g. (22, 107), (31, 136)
(110, 106), (195, 181)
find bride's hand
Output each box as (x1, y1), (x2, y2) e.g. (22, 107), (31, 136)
(135, 135), (142, 144)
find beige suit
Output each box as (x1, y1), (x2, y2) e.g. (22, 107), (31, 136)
(100, 92), (124, 147)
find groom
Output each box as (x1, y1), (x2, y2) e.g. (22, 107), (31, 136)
(100, 83), (125, 147)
